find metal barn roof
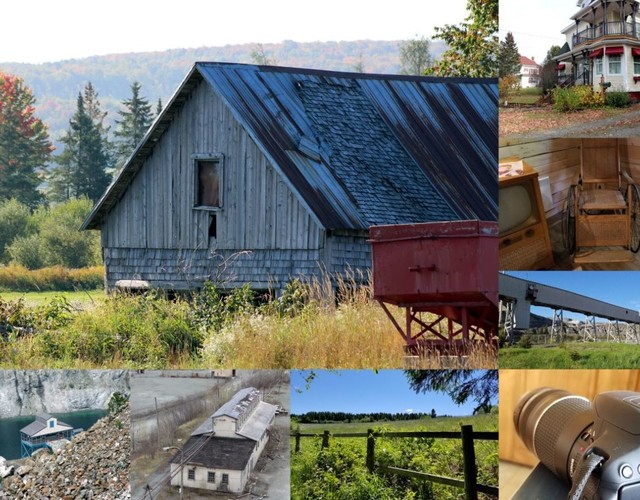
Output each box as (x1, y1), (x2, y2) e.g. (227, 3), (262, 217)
(83, 62), (497, 231)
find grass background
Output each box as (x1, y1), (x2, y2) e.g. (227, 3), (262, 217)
(499, 342), (640, 368)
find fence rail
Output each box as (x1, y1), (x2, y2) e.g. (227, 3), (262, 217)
(293, 424), (498, 500)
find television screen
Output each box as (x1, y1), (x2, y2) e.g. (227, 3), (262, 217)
(499, 184), (535, 234)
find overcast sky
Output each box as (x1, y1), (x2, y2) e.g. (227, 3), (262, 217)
(500, 0), (579, 63)
(2, 1), (469, 64)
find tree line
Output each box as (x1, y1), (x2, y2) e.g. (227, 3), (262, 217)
(291, 410), (440, 424)
(1, 72), (159, 209)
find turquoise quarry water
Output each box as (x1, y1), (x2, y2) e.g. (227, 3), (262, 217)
(0, 409), (107, 460)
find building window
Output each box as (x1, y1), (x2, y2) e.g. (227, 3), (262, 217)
(194, 154), (223, 209)
(188, 469), (196, 480)
(222, 473), (229, 484)
(49, 420), (54, 428)
(635, 57), (640, 74)
(595, 57), (603, 75)
(609, 54), (621, 74)
(208, 471), (215, 483)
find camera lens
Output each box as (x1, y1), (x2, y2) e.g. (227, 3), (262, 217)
(514, 387), (594, 481)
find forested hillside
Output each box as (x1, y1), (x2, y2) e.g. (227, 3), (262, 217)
(1, 39), (445, 147)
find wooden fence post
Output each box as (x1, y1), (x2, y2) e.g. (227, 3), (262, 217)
(461, 425), (478, 500)
(322, 430), (330, 449)
(366, 429), (375, 473)
(295, 431), (300, 453)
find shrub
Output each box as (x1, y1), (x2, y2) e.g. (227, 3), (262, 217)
(518, 334), (533, 349)
(0, 199), (33, 263)
(7, 235), (46, 270)
(108, 392), (130, 414)
(553, 85), (604, 111)
(605, 91), (630, 108)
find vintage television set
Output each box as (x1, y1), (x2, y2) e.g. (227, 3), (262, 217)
(499, 159), (554, 270)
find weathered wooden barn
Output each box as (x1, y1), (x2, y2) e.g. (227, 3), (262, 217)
(83, 62), (497, 291)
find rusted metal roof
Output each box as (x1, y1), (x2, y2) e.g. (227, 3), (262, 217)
(83, 62), (496, 231)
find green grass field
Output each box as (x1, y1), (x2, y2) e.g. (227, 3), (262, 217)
(295, 413), (497, 434)
(0, 289), (105, 308)
(499, 342), (640, 368)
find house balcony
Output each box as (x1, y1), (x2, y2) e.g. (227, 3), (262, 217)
(573, 21), (638, 46)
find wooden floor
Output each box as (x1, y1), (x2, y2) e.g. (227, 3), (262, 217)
(547, 217), (640, 270)
(499, 461), (532, 499)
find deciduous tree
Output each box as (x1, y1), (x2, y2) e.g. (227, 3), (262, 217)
(429, 0), (499, 78)
(406, 369), (498, 414)
(399, 36), (433, 75)
(0, 72), (53, 208)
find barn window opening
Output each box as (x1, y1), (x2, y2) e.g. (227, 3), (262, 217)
(209, 214), (217, 239)
(188, 468), (196, 480)
(208, 471), (215, 483)
(222, 473), (229, 484)
(194, 154), (223, 209)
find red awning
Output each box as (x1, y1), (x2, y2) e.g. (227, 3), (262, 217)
(589, 48), (604, 58)
(605, 46), (624, 55)
(556, 63), (566, 70)
(632, 48), (640, 57)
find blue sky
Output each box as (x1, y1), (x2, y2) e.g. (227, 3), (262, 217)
(2, 1), (468, 64)
(505, 271), (640, 321)
(290, 370), (495, 416)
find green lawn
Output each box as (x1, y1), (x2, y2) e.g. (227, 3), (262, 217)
(499, 342), (640, 369)
(0, 289), (105, 308)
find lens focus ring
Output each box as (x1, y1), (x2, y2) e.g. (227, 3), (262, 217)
(533, 396), (592, 471)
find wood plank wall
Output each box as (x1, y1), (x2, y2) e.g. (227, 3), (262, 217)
(102, 80), (323, 252)
(619, 137), (640, 180)
(499, 138), (640, 223)
(499, 369), (640, 466)
(499, 138), (581, 219)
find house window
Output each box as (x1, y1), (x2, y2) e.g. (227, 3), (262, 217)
(194, 154), (223, 209)
(222, 473), (229, 484)
(188, 469), (196, 480)
(208, 471), (215, 483)
(635, 57), (640, 74)
(49, 420), (54, 428)
(609, 54), (622, 74)
(595, 57), (603, 75)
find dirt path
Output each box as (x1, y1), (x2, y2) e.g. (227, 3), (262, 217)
(500, 104), (640, 139)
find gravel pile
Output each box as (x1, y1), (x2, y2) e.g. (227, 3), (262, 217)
(1, 405), (130, 499)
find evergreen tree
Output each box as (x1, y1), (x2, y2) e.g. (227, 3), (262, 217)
(49, 87), (111, 203)
(430, 0), (499, 77)
(156, 97), (163, 116)
(0, 72), (53, 208)
(114, 81), (153, 168)
(541, 45), (563, 94)
(499, 32), (521, 78)
(399, 36), (433, 75)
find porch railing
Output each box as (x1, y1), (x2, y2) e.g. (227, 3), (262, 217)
(573, 21), (636, 45)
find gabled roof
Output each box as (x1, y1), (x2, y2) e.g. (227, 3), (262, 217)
(191, 387), (260, 437)
(20, 413), (72, 437)
(170, 435), (256, 471)
(519, 56), (539, 67)
(82, 63), (497, 231)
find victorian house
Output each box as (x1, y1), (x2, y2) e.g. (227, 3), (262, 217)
(555, 0), (640, 96)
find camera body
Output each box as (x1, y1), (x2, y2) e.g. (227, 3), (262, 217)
(514, 388), (640, 500)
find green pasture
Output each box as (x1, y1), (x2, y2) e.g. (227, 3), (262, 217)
(499, 342), (640, 369)
(0, 289), (105, 308)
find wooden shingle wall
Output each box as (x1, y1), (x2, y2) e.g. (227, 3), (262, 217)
(499, 369), (640, 466)
(499, 138), (581, 219)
